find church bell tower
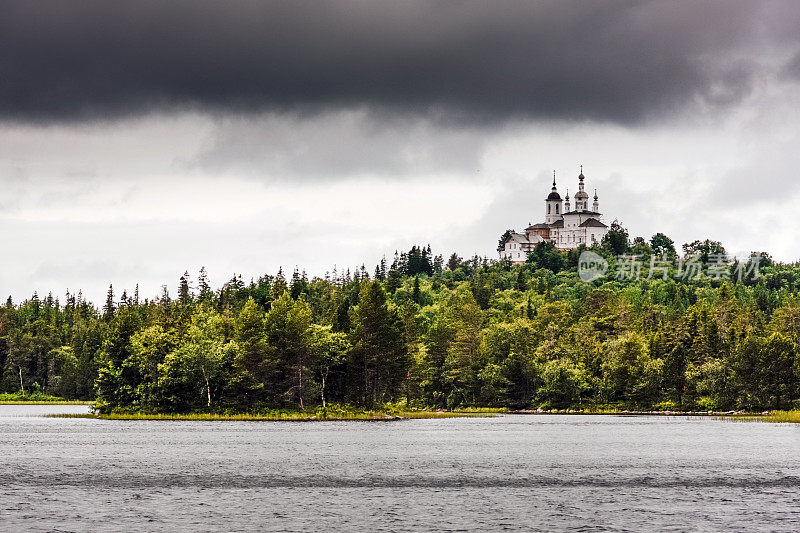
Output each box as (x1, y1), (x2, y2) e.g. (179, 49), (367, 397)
(545, 171), (562, 224)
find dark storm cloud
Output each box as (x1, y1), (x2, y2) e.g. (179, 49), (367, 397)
(1, 0), (799, 124)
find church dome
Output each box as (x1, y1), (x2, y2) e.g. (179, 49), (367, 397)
(546, 172), (561, 201)
(575, 168), (589, 199)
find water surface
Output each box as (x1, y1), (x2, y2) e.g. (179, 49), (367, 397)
(2, 406), (799, 531)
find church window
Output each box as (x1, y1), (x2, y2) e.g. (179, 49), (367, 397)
(547, 204), (551, 214)
(555, 204), (559, 214)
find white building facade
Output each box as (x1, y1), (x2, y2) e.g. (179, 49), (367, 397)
(500, 169), (609, 264)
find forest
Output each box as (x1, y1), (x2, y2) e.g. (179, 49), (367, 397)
(1, 223), (799, 414)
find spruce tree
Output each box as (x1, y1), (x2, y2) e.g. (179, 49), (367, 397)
(233, 297), (275, 407)
(515, 269), (528, 291)
(333, 296), (351, 333)
(179, 271), (191, 305)
(349, 280), (409, 406)
(272, 267), (287, 299)
(197, 267), (211, 299)
(103, 285), (115, 320)
(447, 253), (462, 271)
(385, 260), (403, 294)
(290, 268), (301, 298)
(159, 285), (170, 302)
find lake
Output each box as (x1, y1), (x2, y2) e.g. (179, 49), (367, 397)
(2, 405), (799, 531)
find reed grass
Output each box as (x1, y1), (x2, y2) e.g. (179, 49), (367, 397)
(47, 406), (504, 421)
(0, 400), (93, 405)
(0, 392), (92, 405)
(733, 410), (800, 423)
(44, 413), (98, 418)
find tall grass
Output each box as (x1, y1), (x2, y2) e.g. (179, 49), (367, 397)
(0, 392), (91, 405)
(748, 410), (800, 423)
(48, 405), (505, 421)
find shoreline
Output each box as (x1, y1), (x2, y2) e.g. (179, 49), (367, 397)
(0, 400), (93, 405)
(47, 408), (504, 421)
(508, 409), (772, 417)
(30, 406), (800, 423)
(508, 409), (800, 423)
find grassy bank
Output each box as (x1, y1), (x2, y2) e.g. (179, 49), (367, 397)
(50, 406), (505, 421)
(48, 407), (800, 422)
(0, 392), (92, 405)
(731, 410), (800, 423)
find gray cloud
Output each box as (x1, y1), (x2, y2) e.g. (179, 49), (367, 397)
(3, 0), (798, 125)
(782, 51), (800, 80)
(194, 111), (488, 178)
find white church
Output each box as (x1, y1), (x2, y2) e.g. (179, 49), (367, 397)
(500, 168), (609, 264)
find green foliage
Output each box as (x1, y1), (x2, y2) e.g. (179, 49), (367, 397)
(349, 280), (409, 406)
(3, 244), (800, 413)
(527, 241), (564, 273)
(602, 219), (629, 256)
(650, 232), (676, 257)
(682, 239), (726, 264)
(538, 359), (588, 409)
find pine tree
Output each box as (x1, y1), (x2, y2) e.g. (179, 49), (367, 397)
(233, 297), (276, 407)
(385, 259), (403, 294)
(290, 268), (305, 299)
(333, 296), (351, 333)
(272, 267), (287, 299)
(515, 269), (528, 291)
(265, 292), (313, 409)
(103, 285), (115, 320)
(198, 267), (211, 299)
(179, 271), (191, 305)
(433, 254), (443, 274)
(349, 280), (409, 406)
(447, 253), (462, 271)
(65, 290), (75, 314)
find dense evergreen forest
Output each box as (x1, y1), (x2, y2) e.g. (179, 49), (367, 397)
(2, 225), (799, 413)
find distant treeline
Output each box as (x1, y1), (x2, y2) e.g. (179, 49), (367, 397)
(2, 229), (800, 413)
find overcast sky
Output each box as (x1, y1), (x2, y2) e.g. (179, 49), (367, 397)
(2, 0), (800, 303)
